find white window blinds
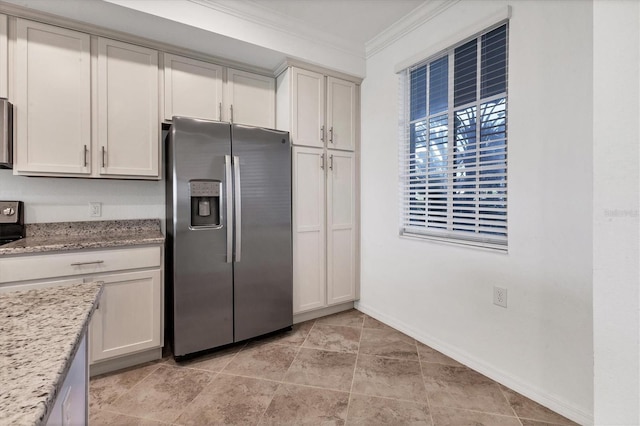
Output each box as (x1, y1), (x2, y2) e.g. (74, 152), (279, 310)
(400, 23), (508, 249)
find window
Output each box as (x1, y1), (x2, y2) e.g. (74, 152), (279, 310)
(400, 23), (509, 249)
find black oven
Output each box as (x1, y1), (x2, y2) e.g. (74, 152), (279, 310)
(0, 201), (24, 245)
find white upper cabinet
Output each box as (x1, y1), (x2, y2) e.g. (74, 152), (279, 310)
(0, 14), (7, 98)
(15, 20), (91, 175)
(97, 38), (159, 177)
(326, 77), (356, 152)
(163, 53), (223, 121)
(162, 59), (274, 128)
(226, 68), (275, 128)
(326, 150), (356, 305)
(291, 68), (325, 148)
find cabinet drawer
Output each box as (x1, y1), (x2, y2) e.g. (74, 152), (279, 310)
(0, 246), (161, 284)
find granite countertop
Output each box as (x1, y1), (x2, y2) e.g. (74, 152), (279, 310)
(0, 219), (164, 256)
(0, 282), (103, 425)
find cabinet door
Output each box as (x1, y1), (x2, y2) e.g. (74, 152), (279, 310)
(98, 38), (159, 178)
(225, 68), (275, 128)
(15, 20), (91, 175)
(291, 68), (325, 148)
(0, 14), (7, 98)
(89, 269), (162, 363)
(163, 53), (223, 121)
(326, 150), (356, 305)
(326, 77), (356, 152)
(293, 146), (326, 313)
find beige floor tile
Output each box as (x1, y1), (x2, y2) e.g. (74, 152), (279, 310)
(352, 354), (427, 403)
(283, 348), (357, 391)
(363, 315), (395, 331)
(431, 406), (522, 426)
(89, 362), (162, 410)
(501, 387), (578, 425)
(302, 323), (361, 353)
(166, 344), (243, 372)
(259, 383), (349, 425)
(89, 409), (170, 425)
(175, 374), (279, 425)
(520, 420), (574, 426)
(417, 342), (464, 367)
(109, 365), (213, 423)
(252, 320), (316, 347)
(89, 312), (574, 426)
(359, 327), (418, 361)
(222, 343), (298, 381)
(347, 393), (432, 425)
(316, 309), (365, 328)
(422, 362), (513, 415)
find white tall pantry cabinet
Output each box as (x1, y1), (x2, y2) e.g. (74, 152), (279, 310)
(277, 65), (360, 315)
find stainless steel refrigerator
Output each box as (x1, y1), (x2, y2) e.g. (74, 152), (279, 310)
(165, 117), (292, 357)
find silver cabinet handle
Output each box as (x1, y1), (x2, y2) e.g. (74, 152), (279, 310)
(320, 153), (325, 170)
(233, 155), (242, 262)
(230, 105), (234, 123)
(83, 145), (88, 167)
(218, 102), (222, 122)
(71, 260), (104, 266)
(320, 125), (325, 142)
(329, 154), (334, 170)
(329, 127), (334, 143)
(225, 155), (233, 263)
(101, 146), (106, 168)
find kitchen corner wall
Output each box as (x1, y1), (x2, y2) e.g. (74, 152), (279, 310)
(0, 170), (165, 224)
(359, 1), (593, 424)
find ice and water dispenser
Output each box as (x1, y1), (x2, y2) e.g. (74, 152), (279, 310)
(189, 180), (222, 228)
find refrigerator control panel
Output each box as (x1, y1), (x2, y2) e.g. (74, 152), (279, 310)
(190, 181), (220, 197)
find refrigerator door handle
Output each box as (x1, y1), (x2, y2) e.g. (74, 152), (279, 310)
(225, 155), (233, 263)
(233, 155), (242, 262)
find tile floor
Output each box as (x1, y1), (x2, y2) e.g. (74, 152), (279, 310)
(89, 309), (579, 425)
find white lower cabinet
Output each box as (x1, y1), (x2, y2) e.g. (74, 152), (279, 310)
(88, 269), (161, 363)
(0, 245), (163, 371)
(292, 147), (356, 314)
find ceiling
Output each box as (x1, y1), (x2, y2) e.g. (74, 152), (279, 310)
(238, 0), (426, 45)
(0, 0), (428, 75)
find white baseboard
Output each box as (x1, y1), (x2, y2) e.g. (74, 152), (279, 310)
(355, 301), (593, 426)
(293, 302), (355, 324)
(89, 348), (163, 377)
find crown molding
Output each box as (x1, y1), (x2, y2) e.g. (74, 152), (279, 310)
(365, 0), (460, 59)
(189, 0), (365, 60)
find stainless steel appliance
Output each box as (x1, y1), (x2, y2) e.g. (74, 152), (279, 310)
(166, 117), (292, 357)
(0, 99), (13, 169)
(0, 201), (25, 245)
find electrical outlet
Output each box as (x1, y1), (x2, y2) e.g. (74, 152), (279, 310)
(493, 286), (507, 308)
(89, 202), (102, 217)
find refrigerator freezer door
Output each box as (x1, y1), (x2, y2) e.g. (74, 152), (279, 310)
(231, 125), (293, 341)
(168, 117), (233, 356)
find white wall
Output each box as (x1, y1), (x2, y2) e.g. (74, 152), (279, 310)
(0, 170), (164, 224)
(593, 1), (640, 424)
(359, 1), (593, 423)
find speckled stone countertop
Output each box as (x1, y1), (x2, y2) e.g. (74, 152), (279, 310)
(0, 219), (164, 256)
(0, 282), (103, 425)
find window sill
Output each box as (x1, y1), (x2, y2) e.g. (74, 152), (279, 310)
(399, 231), (509, 253)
